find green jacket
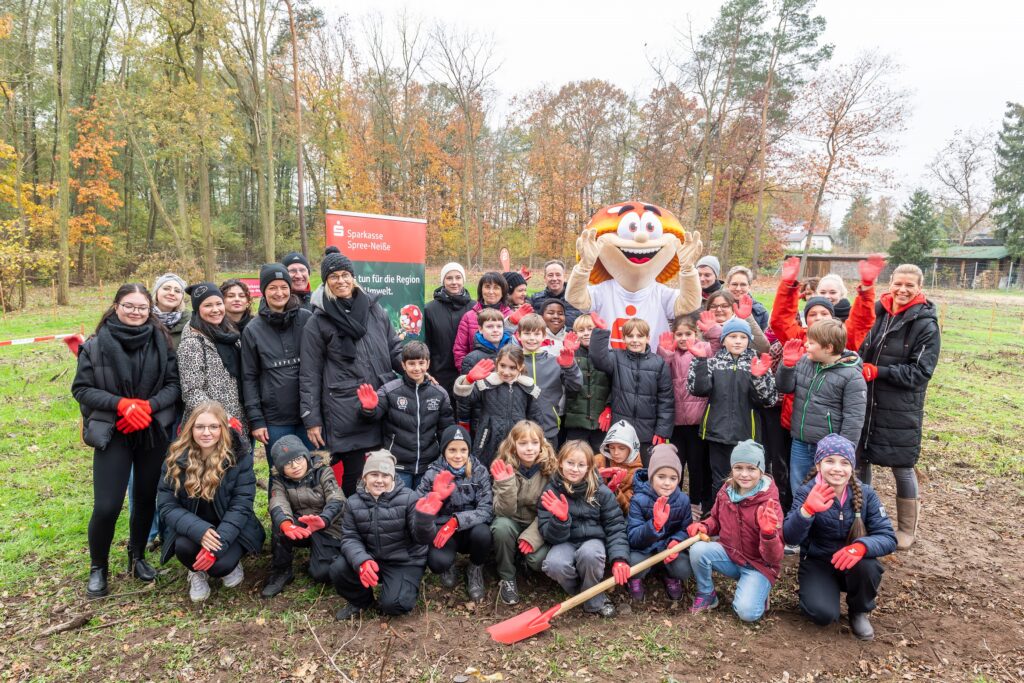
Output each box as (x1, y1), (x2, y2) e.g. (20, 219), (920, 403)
(563, 346), (610, 430)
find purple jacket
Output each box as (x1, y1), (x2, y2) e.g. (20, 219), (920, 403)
(656, 324), (721, 426)
(453, 302), (511, 371)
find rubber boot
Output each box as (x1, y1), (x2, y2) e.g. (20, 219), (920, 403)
(894, 497), (919, 550)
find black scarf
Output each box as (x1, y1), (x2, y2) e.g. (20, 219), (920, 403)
(258, 296), (300, 329)
(519, 463), (541, 479)
(97, 318), (167, 400)
(190, 316), (241, 380)
(433, 285), (471, 309)
(321, 289), (370, 361)
(833, 298), (851, 322)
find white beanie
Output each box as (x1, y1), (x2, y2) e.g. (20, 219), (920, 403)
(439, 262), (467, 285)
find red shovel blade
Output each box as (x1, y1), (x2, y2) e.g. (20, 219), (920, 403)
(486, 605), (559, 644)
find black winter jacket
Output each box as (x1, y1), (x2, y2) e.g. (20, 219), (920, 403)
(362, 375), (455, 476)
(157, 436), (266, 564)
(775, 350), (867, 445)
(589, 328), (674, 442)
(453, 373), (544, 465)
(858, 298), (940, 467)
(240, 301), (313, 430)
(269, 455), (346, 540)
(688, 347), (778, 445)
(416, 457), (494, 530)
(299, 291), (403, 453)
(784, 480), (897, 560)
(563, 345), (611, 430)
(340, 480), (435, 568)
(537, 472), (630, 563)
(423, 286), (475, 395)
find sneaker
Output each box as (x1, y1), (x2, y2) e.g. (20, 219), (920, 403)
(850, 612), (875, 641)
(260, 569), (294, 598)
(222, 563), (244, 589)
(663, 577), (684, 601)
(439, 565), (459, 589)
(784, 544), (800, 556)
(498, 579), (520, 605)
(188, 570), (211, 602)
(593, 601), (616, 618)
(690, 591), (719, 613)
(627, 577), (646, 602)
(335, 602), (370, 621)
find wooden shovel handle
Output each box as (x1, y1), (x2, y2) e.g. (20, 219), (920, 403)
(553, 533), (709, 617)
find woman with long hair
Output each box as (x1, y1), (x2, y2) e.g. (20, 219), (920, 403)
(72, 283), (181, 598)
(157, 402), (265, 602)
(220, 279), (255, 334)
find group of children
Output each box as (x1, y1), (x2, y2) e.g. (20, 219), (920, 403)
(259, 296), (895, 641)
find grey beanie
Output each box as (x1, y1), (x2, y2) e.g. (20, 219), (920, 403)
(697, 255), (721, 279)
(363, 449), (397, 478)
(270, 435), (309, 472)
(730, 440), (765, 472)
(154, 272), (187, 295)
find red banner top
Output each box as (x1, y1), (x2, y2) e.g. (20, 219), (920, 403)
(325, 210), (427, 264)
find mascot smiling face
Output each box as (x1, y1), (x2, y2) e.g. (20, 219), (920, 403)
(582, 202), (686, 292)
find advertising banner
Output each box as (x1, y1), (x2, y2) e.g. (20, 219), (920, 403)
(325, 210), (427, 341)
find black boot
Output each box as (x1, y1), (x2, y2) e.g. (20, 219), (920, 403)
(260, 569), (294, 598)
(87, 565), (108, 598)
(127, 545), (157, 582)
(466, 563), (485, 602)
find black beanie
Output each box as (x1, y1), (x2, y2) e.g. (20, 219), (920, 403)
(280, 251), (310, 271)
(502, 271), (527, 291)
(320, 246), (354, 282)
(439, 424), (471, 455)
(259, 263), (291, 295)
(270, 435), (309, 471)
(185, 282), (223, 310)
(803, 296), (835, 318)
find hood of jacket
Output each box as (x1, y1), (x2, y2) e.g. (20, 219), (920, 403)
(600, 420), (640, 463)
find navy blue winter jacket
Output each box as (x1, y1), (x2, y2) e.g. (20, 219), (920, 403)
(626, 469), (693, 554)
(783, 479), (897, 560)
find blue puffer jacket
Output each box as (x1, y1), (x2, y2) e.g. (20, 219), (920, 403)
(783, 479), (897, 560)
(626, 469), (693, 554)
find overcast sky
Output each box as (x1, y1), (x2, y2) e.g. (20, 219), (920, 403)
(330, 0), (1024, 224)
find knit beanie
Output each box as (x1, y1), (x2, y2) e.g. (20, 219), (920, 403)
(363, 449), (397, 478)
(814, 434), (857, 468)
(697, 255), (721, 279)
(804, 296), (835, 318)
(320, 245), (354, 282)
(440, 262), (467, 285)
(720, 316), (752, 341)
(647, 443), (682, 479)
(439, 424), (471, 454)
(259, 263), (291, 296)
(185, 282), (223, 310)
(154, 272), (187, 296)
(502, 271), (527, 292)
(270, 435), (309, 471)
(730, 439), (765, 472)
(281, 251), (310, 272)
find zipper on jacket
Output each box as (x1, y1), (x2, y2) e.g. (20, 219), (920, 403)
(415, 383), (422, 476)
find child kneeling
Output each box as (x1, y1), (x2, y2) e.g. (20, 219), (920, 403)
(330, 450), (442, 620)
(783, 434), (896, 640)
(262, 436), (346, 598)
(626, 443), (693, 602)
(687, 440), (783, 622)
(416, 425), (493, 602)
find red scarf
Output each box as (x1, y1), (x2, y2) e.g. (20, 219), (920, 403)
(880, 292), (926, 316)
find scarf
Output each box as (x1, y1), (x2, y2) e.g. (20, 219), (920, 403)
(434, 285), (471, 309)
(474, 330), (513, 353)
(321, 289), (370, 361)
(518, 463), (541, 479)
(726, 475), (769, 503)
(155, 309), (183, 328)
(190, 316), (241, 381)
(880, 291), (927, 316)
(258, 297), (300, 330)
(443, 462), (467, 478)
(96, 318), (166, 400)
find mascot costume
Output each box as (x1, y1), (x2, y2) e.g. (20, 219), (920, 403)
(566, 201), (703, 347)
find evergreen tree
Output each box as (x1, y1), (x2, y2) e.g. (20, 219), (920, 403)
(889, 189), (940, 269)
(993, 102), (1024, 256)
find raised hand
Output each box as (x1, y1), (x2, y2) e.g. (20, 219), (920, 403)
(697, 310), (717, 334)
(589, 311), (608, 330)
(432, 470), (456, 500)
(686, 522), (708, 538)
(782, 339), (806, 367)
(466, 358), (495, 383)
(509, 302), (533, 326)
(433, 518), (459, 548)
(658, 331), (676, 354)
(750, 353), (773, 377)
(356, 384), (379, 411)
(490, 459), (515, 482)
(519, 265), (532, 281)
(562, 331), (581, 355)
(612, 560), (631, 586)
(686, 338), (711, 358)
(416, 491), (444, 516)
(781, 256), (801, 284)
(733, 294), (753, 320)
(677, 230), (703, 269)
(756, 504), (779, 536)
(858, 254), (886, 286)
(62, 333), (84, 357)
(359, 559), (379, 588)
(557, 346), (576, 369)
(281, 520), (312, 541)
(831, 542), (866, 571)
(652, 496), (671, 532)
(298, 515), (326, 533)
(598, 406), (612, 431)
(576, 228), (601, 271)
(541, 489), (569, 522)
(801, 481), (836, 516)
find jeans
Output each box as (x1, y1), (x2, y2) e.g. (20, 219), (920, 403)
(396, 471), (425, 492)
(266, 424), (315, 471)
(689, 541), (773, 622)
(789, 439), (817, 499)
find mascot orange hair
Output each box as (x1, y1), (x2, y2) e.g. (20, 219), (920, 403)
(566, 201), (702, 346)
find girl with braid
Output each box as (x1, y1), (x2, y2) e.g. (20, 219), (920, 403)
(783, 434), (896, 641)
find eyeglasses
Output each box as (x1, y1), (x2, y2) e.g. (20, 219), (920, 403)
(118, 303), (151, 314)
(194, 424), (222, 433)
(708, 304), (731, 311)
(328, 272), (355, 283)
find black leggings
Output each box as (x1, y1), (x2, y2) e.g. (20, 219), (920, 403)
(173, 536), (246, 578)
(89, 431), (167, 566)
(672, 425), (710, 509)
(759, 406), (792, 511)
(332, 448), (377, 497)
(427, 523), (492, 573)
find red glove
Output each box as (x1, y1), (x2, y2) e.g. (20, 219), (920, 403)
(664, 539), (683, 564)
(134, 399), (152, 415)
(612, 560), (631, 585)
(862, 363), (878, 382)
(781, 256), (801, 284)
(782, 339), (805, 367)
(359, 559), (379, 588)
(466, 358), (495, 383)
(733, 294), (753, 320)
(281, 520), (312, 540)
(433, 517), (459, 548)
(63, 333), (84, 357)
(686, 522), (708, 538)
(192, 548), (216, 572)
(590, 312), (608, 330)
(298, 515), (326, 533)
(518, 265), (531, 281)
(228, 417), (244, 434)
(652, 435), (666, 446)
(858, 254), (886, 286)
(557, 346), (575, 368)
(686, 338), (711, 358)
(508, 303), (533, 326)
(541, 489), (569, 522)
(756, 504), (780, 536)
(652, 496), (670, 532)
(416, 491), (444, 516)
(490, 459), (515, 482)
(697, 310), (717, 334)
(600, 467), (627, 492)
(750, 353), (772, 377)
(801, 481), (836, 516)
(431, 470), (456, 500)
(356, 384), (379, 411)
(562, 331), (580, 355)
(518, 539), (534, 555)
(115, 416), (139, 434)
(598, 406), (612, 431)
(831, 542), (867, 571)
(658, 331), (676, 354)
(117, 398), (135, 416)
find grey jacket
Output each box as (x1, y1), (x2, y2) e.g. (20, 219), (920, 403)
(775, 351), (867, 445)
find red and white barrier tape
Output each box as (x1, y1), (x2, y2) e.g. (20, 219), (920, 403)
(0, 332), (80, 347)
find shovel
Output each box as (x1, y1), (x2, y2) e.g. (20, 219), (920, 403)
(487, 533), (709, 644)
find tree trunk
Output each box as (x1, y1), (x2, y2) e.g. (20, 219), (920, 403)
(284, 0), (307, 259)
(193, 17), (215, 280)
(260, 5), (276, 263)
(55, 0), (73, 305)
